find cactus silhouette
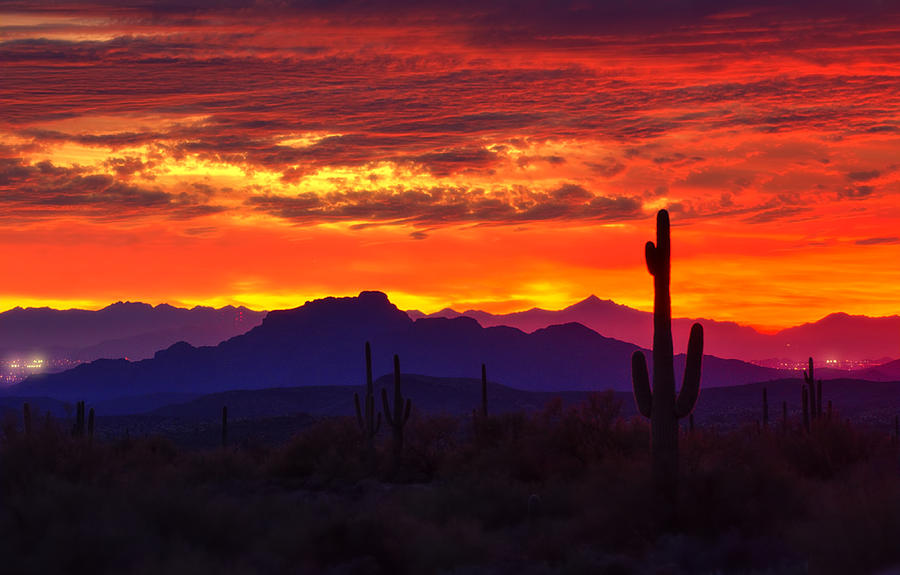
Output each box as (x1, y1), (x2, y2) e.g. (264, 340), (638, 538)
(354, 342), (381, 462)
(803, 357), (823, 421)
(23, 403), (31, 436)
(382, 354), (411, 464)
(73, 400), (85, 437)
(631, 209), (704, 503)
(762, 387), (768, 428)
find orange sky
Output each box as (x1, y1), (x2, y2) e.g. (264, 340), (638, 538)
(2, 2), (900, 330)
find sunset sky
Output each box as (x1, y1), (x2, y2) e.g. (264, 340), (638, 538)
(2, 1), (900, 330)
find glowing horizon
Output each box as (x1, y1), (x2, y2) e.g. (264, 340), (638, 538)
(3, 2), (900, 330)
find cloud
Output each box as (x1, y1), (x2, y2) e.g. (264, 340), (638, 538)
(855, 236), (900, 245)
(245, 184), (644, 225)
(0, 158), (223, 221)
(837, 185), (876, 199)
(847, 170), (880, 182)
(2, 0), (900, 234)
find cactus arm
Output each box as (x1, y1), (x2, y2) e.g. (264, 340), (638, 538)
(645, 241), (658, 276)
(803, 356), (814, 386)
(382, 387), (395, 426)
(403, 398), (411, 423)
(375, 412), (382, 434)
(631, 350), (652, 418)
(675, 323), (704, 418)
(354, 392), (364, 430)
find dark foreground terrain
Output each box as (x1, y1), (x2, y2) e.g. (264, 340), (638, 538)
(2, 392), (899, 575)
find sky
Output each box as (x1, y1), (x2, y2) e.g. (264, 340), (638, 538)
(2, 1), (900, 330)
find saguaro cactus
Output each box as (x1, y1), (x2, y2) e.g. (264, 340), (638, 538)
(382, 354), (411, 464)
(803, 357), (821, 421)
(762, 387), (769, 428)
(631, 209), (704, 502)
(73, 400), (85, 437)
(354, 342), (381, 460)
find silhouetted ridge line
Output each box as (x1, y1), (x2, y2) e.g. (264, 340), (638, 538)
(7, 291), (785, 403)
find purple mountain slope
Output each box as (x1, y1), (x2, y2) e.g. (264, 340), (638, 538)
(0, 302), (265, 361)
(8, 291), (786, 402)
(410, 298), (900, 363)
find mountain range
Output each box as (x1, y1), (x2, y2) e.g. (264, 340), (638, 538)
(2, 295), (897, 368)
(408, 296), (900, 363)
(7, 291), (787, 403)
(0, 302), (265, 362)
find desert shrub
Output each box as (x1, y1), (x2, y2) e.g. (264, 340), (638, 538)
(791, 463), (900, 574)
(403, 412), (460, 480)
(267, 416), (366, 485)
(2, 402), (900, 574)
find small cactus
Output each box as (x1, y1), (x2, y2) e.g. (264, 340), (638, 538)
(354, 342), (381, 462)
(762, 387), (768, 428)
(382, 354), (411, 464)
(631, 210), (704, 503)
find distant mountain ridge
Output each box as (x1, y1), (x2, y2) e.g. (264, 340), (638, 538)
(408, 298), (900, 363)
(7, 291), (786, 402)
(0, 302), (266, 362)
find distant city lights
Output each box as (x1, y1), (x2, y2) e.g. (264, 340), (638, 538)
(1, 356), (83, 385)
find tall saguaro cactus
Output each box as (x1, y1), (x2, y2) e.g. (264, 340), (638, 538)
(631, 209), (704, 503)
(354, 342), (381, 461)
(804, 358), (817, 422)
(73, 400), (86, 437)
(382, 354), (411, 464)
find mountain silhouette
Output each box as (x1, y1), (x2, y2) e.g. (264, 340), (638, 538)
(0, 302), (265, 361)
(8, 291), (785, 402)
(410, 298), (900, 363)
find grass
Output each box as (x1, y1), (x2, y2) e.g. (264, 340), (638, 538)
(1, 393), (899, 574)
